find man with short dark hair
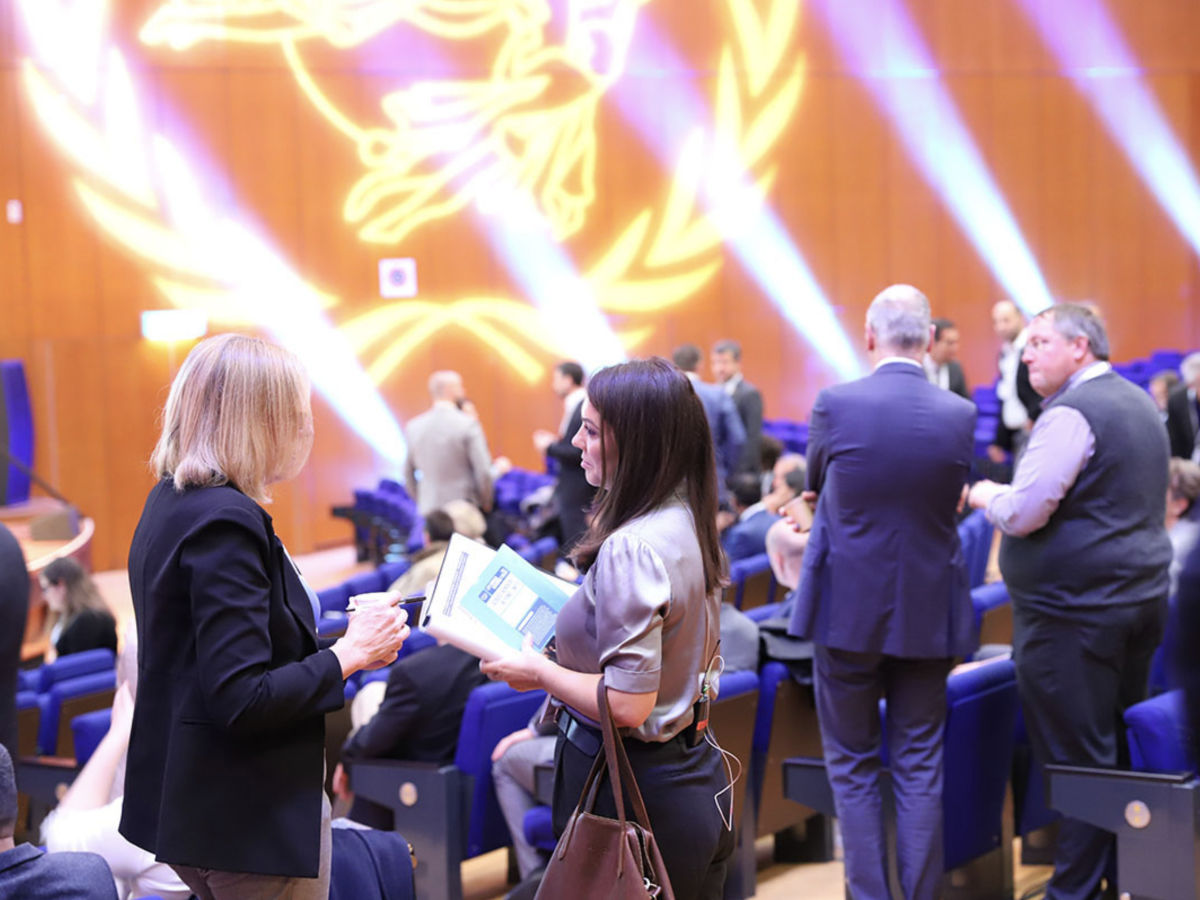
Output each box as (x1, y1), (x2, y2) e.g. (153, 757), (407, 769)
(673, 344), (745, 489)
(988, 300), (1041, 467)
(0, 744), (119, 898)
(925, 317), (969, 399)
(711, 339), (763, 474)
(969, 303), (1171, 900)
(790, 284), (977, 900)
(720, 472), (779, 563)
(532, 361), (595, 552)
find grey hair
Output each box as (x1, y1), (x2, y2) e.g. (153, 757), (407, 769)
(1036, 303), (1110, 361)
(866, 284), (931, 352)
(427, 370), (461, 399)
(1181, 352), (1200, 385)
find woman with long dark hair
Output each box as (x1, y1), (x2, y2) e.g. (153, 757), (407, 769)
(40, 557), (117, 660)
(483, 357), (735, 897)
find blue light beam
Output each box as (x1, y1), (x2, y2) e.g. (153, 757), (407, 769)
(1016, 0), (1200, 259)
(812, 0), (1055, 318)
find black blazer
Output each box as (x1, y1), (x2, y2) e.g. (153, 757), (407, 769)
(1166, 385), (1198, 459)
(946, 360), (969, 400)
(55, 608), (118, 659)
(0, 523), (29, 760)
(993, 359), (1042, 452)
(119, 481), (345, 878)
(546, 400), (595, 552)
(731, 378), (764, 473)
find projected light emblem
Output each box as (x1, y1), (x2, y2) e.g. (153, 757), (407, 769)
(18, 0), (807, 388)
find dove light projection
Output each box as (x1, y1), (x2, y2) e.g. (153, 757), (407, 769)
(17, 0), (410, 466)
(812, 0), (1055, 318)
(616, 11), (863, 381)
(1016, 0), (1200, 260)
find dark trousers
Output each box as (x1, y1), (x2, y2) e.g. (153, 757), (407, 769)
(552, 728), (736, 899)
(1012, 598), (1166, 900)
(813, 645), (954, 900)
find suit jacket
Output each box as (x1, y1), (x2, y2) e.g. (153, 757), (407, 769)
(545, 399), (595, 551)
(721, 507), (779, 564)
(730, 378), (764, 473)
(0, 522), (29, 760)
(121, 481), (345, 878)
(0, 844), (118, 900)
(405, 403), (495, 514)
(946, 360), (969, 400)
(691, 378), (746, 484)
(993, 359), (1042, 452)
(55, 608), (118, 660)
(789, 362), (977, 658)
(1166, 385), (1199, 459)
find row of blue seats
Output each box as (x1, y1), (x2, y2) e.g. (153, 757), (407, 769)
(16, 648), (117, 758)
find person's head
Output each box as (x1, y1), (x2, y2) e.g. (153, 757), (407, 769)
(772, 453), (805, 493)
(428, 370), (465, 404)
(1167, 458), (1200, 530)
(151, 333), (313, 504)
(1150, 370), (1180, 412)
(442, 499), (487, 540)
(728, 473), (763, 513)
(759, 435), (783, 475)
(671, 344), (702, 374)
(570, 358), (725, 593)
(1181, 352), (1200, 391)
(40, 556), (107, 620)
(992, 300), (1025, 344)
(423, 508), (456, 544)
(929, 317), (960, 365)
(710, 340), (742, 383)
(864, 284), (932, 361)
(0, 744), (15, 849)
(1022, 303), (1108, 397)
(551, 361), (584, 398)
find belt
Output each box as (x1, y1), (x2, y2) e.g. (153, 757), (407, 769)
(558, 709), (603, 757)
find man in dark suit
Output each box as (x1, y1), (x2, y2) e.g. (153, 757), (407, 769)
(333, 643), (487, 829)
(988, 300), (1041, 468)
(720, 473), (778, 563)
(672, 344), (746, 489)
(789, 284), (977, 900)
(925, 317), (969, 399)
(0, 744), (118, 899)
(533, 361), (596, 553)
(711, 339), (763, 475)
(0, 523), (28, 762)
(1166, 353), (1200, 460)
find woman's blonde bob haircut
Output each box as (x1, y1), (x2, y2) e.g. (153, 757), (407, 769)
(151, 333), (310, 503)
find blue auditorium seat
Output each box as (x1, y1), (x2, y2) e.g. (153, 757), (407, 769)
(37, 670), (116, 756)
(70, 707), (112, 767)
(344, 569), (389, 598)
(35, 648), (115, 694)
(349, 682), (547, 900)
(17, 668), (38, 693)
(727, 553), (776, 611)
(16, 690), (39, 756)
(378, 559), (412, 587)
(1125, 690), (1196, 775)
(957, 510), (993, 590)
(969, 581), (1012, 652)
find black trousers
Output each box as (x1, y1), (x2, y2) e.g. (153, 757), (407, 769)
(552, 726), (736, 900)
(1013, 597), (1166, 900)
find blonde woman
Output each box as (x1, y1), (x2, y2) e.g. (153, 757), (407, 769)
(118, 334), (408, 900)
(39, 557), (117, 661)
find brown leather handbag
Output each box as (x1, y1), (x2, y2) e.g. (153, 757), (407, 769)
(534, 681), (675, 900)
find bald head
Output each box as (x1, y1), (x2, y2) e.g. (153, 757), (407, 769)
(428, 370), (465, 403)
(992, 300), (1025, 344)
(865, 284), (932, 359)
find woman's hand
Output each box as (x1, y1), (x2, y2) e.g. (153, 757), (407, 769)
(331, 599), (410, 678)
(479, 637), (549, 693)
(491, 726), (536, 762)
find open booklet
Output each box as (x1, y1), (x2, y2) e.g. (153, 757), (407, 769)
(417, 533), (578, 661)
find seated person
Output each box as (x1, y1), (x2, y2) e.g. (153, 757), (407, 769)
(39, 557), (117, 661)
(41, 624), (189, 899)
(758, 498), (814, 675)
(758, 435), (784, 500)
(0, 744), (119, 899)
(720, 473), (780, 563)
(763, 454), (806, 515)
(1168, 458), (1200, 595)
(385, 508), (457, 599)
(333, 643), (488, 829)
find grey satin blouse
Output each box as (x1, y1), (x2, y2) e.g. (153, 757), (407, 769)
(555, 497), (721, 742)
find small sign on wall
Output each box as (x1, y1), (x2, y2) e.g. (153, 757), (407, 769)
(378, 258), (418, 299)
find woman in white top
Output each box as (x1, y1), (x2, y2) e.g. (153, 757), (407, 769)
(483, 358), (735, 898)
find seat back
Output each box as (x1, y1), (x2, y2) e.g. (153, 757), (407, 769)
(38, 670), (116, 756)
(453, 683), (548, 859)
(970, 581), (1013, 650)
(16, 691), (39, 757)
(70, 707), (113, 767)
(36, 648), (116, 693)
(942, 657), (1019, 870)
(752, 661), (823, 836)
(379, 559), (412, 587)
(344, 569), (389, 598)
(957, 510), (994, 590)
(729, 553), (776, 611)
(710, 669), (758, 829)
(1125, 690), (1197, 775)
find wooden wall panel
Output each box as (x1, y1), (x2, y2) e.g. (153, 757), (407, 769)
(4, 0), (1200, 569)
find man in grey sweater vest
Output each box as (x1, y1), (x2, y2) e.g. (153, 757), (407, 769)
(969, 303), (1171, 900)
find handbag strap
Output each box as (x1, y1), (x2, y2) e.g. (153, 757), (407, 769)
(595, 679), (656, 833)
